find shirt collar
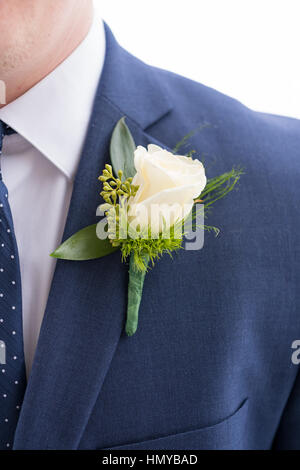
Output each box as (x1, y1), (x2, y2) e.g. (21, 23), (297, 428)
(0, 16), (105, 180)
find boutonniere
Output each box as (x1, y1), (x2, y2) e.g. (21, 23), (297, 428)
(51, 118), (243, 336)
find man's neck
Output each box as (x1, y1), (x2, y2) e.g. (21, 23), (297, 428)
(0, 2), (94, 107)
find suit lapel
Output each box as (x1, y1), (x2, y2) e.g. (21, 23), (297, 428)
(13, 24), (172, 449)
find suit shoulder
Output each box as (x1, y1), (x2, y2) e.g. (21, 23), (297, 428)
(146, 65), (300, 169)
(156, 66), (299, 135)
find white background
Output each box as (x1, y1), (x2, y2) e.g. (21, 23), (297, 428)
(94, 0), (300, 119)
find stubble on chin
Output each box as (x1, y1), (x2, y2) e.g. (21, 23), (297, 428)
(0, 32), (35, 79)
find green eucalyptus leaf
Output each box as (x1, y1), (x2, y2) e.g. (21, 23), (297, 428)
(50, 224), (119, 261)
(110, 117), (136, 179)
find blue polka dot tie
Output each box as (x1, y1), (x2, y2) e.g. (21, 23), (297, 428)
(0, 120), (26, 450)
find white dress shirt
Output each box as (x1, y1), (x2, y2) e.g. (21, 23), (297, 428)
(0, 16), (105, 376)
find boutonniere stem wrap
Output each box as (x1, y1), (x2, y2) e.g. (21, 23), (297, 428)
(126, 253), (149, 336)
(52, 118), (243, 336)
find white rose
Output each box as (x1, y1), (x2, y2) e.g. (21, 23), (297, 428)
(128, 144), (206, 234)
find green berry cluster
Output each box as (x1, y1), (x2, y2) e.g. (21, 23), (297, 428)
(98, 164), (140, 247)
(99, 164), (139, 205)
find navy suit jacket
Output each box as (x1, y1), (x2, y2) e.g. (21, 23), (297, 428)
(13, 24), (300, 450)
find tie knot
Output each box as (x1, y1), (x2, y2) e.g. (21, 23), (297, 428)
(0, 120), (16, 137)
(0, 121), (16, 181)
